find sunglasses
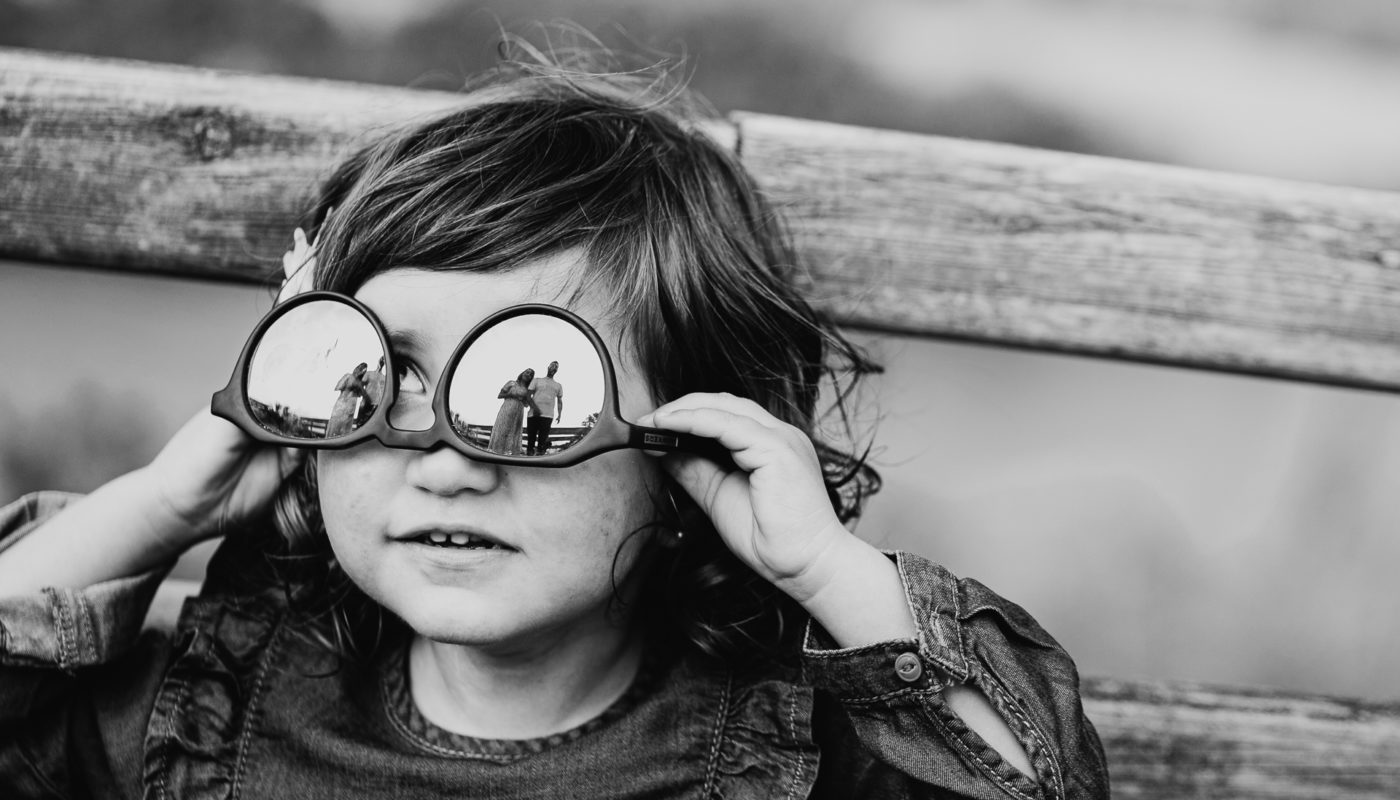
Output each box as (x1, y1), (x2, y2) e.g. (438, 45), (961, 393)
(211, 292), (722, 467)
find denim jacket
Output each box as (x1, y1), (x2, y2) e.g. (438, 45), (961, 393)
(0, 492), (1108, 799)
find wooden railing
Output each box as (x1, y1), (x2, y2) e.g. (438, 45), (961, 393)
(4, 47), (1399, 796)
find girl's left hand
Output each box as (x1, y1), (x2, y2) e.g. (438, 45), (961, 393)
(639, 393), (853, 605)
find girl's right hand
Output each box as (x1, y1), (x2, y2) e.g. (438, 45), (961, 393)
(0, 410), (303, 595)
(141, 409), (305, 551)
(142, 219), (319, 551)
(0, 228), (317, 594)
(278, 226), (319, 302)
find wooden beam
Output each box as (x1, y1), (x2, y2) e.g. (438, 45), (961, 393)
(3, 47), (1400, 393)
(0, 48), (732, 285)
(736, 112), (1400, 393)
(1085, 677), (1400, 798)
(0, 49), (453, 282)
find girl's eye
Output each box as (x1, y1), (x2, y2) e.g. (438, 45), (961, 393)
(387, 355), (433, 430)
(394, 360), (428, 394)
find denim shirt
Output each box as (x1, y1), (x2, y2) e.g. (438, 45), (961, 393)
(0, 492), (1108, 799)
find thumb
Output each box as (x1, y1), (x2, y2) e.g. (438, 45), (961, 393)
(278, 228), (317, 303)
(660, 452), (729, 510)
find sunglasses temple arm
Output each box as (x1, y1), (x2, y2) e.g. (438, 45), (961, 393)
(626, 425), (732, 463)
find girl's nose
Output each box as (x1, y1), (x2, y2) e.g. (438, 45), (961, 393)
(389, 393), (435, 431)
(406, 446), (500, 495)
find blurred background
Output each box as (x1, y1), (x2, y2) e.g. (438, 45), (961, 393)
(3, 0), (1400, 700)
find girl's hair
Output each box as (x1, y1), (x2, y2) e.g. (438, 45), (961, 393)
(268, 42), (881, 666)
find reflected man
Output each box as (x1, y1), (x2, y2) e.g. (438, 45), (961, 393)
(526, 361), (564, 456)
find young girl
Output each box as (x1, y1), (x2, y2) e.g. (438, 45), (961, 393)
(0, 53), (1108, 799)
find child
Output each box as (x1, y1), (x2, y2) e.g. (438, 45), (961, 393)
(0, 50), (1108, 799)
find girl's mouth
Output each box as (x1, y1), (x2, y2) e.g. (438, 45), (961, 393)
(407, 531), (514, 551)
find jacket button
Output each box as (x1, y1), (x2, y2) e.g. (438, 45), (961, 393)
(894, 652), (923, 683)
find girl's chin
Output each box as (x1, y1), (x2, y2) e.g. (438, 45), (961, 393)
(358, 567), (623, 649)
(387, 594), (527, 646)
(401, 615), (525, 648)
(390, 595), (621, 653)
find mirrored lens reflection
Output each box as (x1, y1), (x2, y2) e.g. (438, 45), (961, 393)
(246, 300), (388, 440)
(447, 314), (606, 457)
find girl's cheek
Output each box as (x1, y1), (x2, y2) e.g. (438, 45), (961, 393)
(574, 452), (663, 540)
(316, 449), (395, 529)
(518, 453), (652, 549)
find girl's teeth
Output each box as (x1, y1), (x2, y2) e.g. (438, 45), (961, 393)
(415, 531), (501, 549)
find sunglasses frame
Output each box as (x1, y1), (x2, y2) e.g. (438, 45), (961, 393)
(211, 291), (721, 467)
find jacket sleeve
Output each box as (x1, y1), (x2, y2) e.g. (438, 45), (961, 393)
(0, 491), (174, 799)
(801, 551), (1109, 800)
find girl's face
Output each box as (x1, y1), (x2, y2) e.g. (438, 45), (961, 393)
(317, 253), (663, 651)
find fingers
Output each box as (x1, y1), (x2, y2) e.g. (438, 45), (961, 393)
(642, 393), (818, 475)
(646, 393), (809, 446)
(660, 410), (799, 472)
(281, 228), (308, 278)
(162, 406), (250, 458)
(648, 394), (845, 592)
(647, 392), (781, 430)
(278, 227), (317, 303)
(146, 407), (305, 541)
(661, 447), (723, 487)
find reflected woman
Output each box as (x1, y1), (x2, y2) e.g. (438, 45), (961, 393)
(356, 357), (387, 428)
(326, 362), (369, 437)
(488, 368), (535, 454)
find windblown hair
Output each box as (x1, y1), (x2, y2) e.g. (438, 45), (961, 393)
(269, 44), (881, 667)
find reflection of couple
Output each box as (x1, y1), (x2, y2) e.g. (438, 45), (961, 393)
(326, 357), (386, 437)
(489, 361), (563, 455)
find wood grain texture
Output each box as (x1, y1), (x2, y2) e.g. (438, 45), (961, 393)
(0, 49), (449, 282)
(0, 48), (733, 284)
(1085, 677), (1400, 798)
(735, 112), (1400, 392)
(5, 49), (1400, 391)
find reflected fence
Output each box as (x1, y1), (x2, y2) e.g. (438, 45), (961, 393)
(454, 424), (588, 454)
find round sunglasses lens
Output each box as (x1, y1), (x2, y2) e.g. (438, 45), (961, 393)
(246, 300), (388, 440)
(445, 313), (605, 457)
